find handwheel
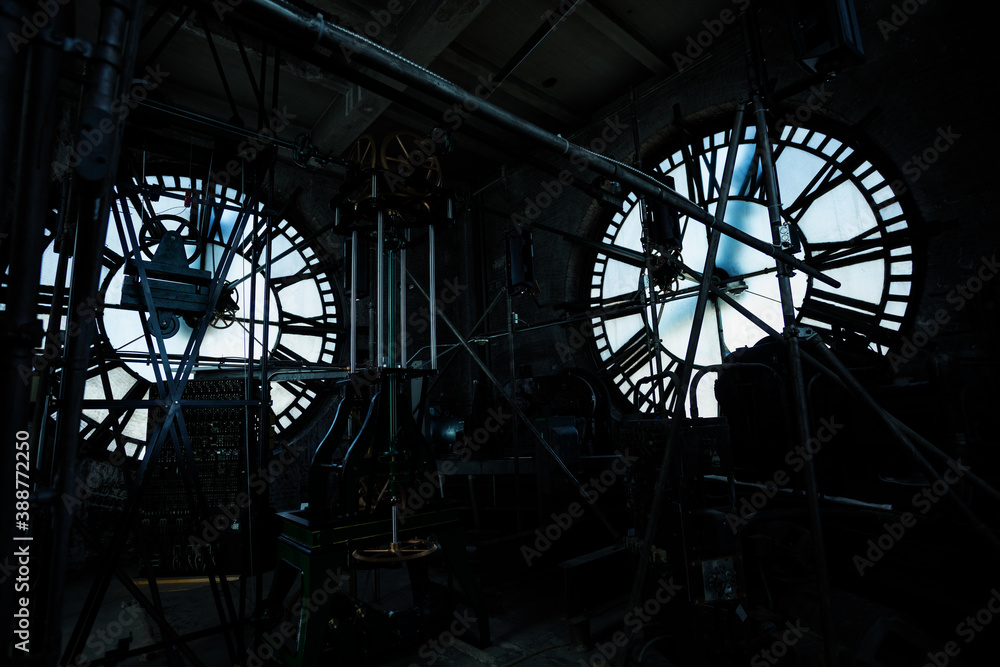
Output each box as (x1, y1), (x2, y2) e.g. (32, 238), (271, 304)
(138, 213), (203, 262)
(351, 538), (438, 564)
(338, 134), (379, 204)
(210, 284), (239, 329)
(347, 133), (378, 169)
(380, 130), (444, 194)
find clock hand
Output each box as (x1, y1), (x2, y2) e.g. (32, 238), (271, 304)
(227, 206), (337, 289)
(744, 289), (783, 305)
(714, 300), (731, 360)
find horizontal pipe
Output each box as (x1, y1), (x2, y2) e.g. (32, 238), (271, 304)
(221, 0), (839, 289)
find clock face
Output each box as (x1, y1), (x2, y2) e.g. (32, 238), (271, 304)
(590, 119), (918, 415)
(37, 173), (343, 459)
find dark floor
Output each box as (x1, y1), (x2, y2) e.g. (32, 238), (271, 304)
(58, 553), (616, 667)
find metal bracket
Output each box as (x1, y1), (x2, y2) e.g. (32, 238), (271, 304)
(778, 221), (794, 249)
(786, 325), (818, 342)
(41, 27), (94, 58)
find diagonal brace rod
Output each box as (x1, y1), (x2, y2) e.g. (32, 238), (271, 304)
(406, 268), (620, 541)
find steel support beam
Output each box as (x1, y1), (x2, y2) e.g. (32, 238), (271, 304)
(2, 2), (60, 659)
(616, 101), (746, 666)
(47, 3), (146, 665)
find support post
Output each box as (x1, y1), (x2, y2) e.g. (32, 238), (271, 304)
(616, 101), (746, 666)
(744, 5), (838, 661)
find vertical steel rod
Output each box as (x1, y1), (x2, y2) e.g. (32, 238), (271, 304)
(401, 228), (408, 366)
(349, 214), (357, 373)
(49, 3), (143, 663)
(244, 166), (258, 626)
(629, 86), (665, 411)
(429, 224), (437, 370)
(375, 173), (384, 368)
(745, 4), (838, 660)
(617, 102), (746, 666)
(506, 286), (522, 531)
(407, 269), (619, 539)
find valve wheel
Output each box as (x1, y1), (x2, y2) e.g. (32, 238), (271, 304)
(351, 538), (438, 564)
(138, 214), (203, 262)
(347, 134), (378, 169)
(380, 130), (444, 194)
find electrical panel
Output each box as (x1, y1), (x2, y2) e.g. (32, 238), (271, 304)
(138, 378), (261, 575)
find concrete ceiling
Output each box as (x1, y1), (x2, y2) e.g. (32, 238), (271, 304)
(128, 0), (737, 183)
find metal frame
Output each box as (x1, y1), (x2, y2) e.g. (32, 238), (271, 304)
(615, 8), (1000, 666)
(218, 0), (839, 290)
(3, 4), (323, 665)
(7, 2), (994, 666)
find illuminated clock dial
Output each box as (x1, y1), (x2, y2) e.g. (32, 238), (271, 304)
(589, 118), (918, 415)
(33, 173), (344, 460)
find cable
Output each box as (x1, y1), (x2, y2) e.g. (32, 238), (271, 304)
(314, 12), (326, 46)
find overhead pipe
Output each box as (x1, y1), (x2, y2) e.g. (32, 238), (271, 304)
(212, 0), (839, 290)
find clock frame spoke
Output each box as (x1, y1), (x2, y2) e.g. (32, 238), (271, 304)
(808, 228), (912, 271)
(782, 149), (864, 224)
